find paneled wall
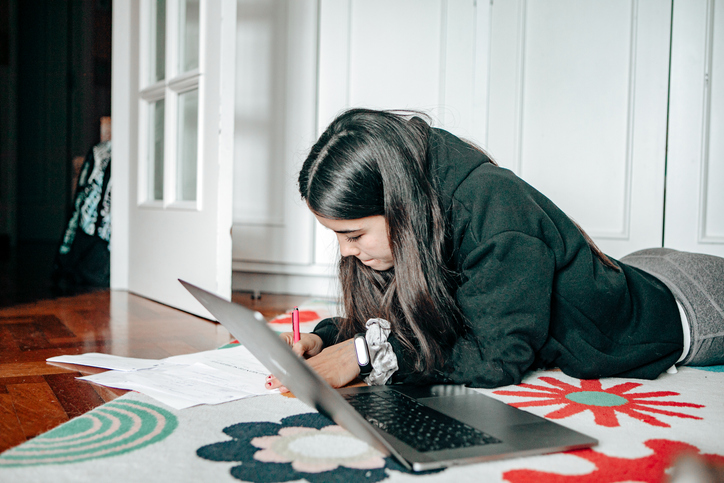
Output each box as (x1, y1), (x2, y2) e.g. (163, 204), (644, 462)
(316, 0), (488, 140)
(232, 0), (490, 296)
(487, 0), (672, 257)
(232, 0), (724, 297)
(665, 0), (724, 256)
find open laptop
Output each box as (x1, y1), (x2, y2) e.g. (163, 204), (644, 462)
(180, 280), (597, 471)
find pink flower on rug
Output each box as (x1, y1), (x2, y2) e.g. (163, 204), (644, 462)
(251, 425), (386, 473)
(493, 377), (704, 427)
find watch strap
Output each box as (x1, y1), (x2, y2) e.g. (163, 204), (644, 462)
(353, 333), (373, 377)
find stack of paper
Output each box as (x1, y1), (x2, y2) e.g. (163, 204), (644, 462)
(47, 345), (277, 409)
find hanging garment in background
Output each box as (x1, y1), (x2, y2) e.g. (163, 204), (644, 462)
(53, 141), (112, 289)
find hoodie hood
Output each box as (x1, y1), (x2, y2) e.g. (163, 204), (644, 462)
(427, 127), (492, 214)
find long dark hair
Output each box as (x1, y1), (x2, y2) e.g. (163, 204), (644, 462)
(298, 108), (464, 373)
(298, 108), (619, 376)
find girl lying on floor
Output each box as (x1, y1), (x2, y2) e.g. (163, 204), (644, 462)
(267, 108), (724, 392)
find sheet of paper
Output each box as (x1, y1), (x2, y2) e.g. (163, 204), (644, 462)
(77, 369), (200, 409)
(68, 345), (278, 409)
(79, 363), (268, 409)
(46, 352), (160, 371)
(176, 345), (270, 375)
(162, 344), (265, 370)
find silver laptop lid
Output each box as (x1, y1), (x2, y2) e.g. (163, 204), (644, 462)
(179, 280), (411, 468)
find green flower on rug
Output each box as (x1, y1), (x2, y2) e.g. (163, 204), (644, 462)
(197, 413), (441, 482)
(0, 400), (178, 467)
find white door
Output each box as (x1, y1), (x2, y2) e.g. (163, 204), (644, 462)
(665, 0), (724, 257)
(486, 0), (673, 259)
(111, 0), (236, 316)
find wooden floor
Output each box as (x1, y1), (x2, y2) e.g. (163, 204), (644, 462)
(0, 289), (308, 453)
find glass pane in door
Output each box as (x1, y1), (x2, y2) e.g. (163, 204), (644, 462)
(176, 90), (198, 201)
(150, 0), (166, 83)
(179, 0), (200, 73)
(148, 99), (165, 201)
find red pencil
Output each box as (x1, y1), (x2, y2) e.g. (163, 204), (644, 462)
(292, 306), (300, 343)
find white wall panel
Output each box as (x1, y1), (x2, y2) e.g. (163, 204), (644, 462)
(314, 0), (490, 271)
(665, 0), (724, 256)
(521, 1), (632, 236)
(442, 0), (490, 143)
(318, 0), (489, 140)
(231, 0), (318, 266)
(233, 1), (285, 226)
(487, 0), (672, 258)
(233, 0), (490, 294)
(348, 0), (443, 111)
(703, 0), (724, 242)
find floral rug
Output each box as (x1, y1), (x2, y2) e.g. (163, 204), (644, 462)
(1, 305), (722, 482)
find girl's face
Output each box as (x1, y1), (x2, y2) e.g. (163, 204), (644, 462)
(314, 214), (394, 271)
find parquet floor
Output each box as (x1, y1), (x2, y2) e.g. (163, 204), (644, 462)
(0, 290), (307, 453)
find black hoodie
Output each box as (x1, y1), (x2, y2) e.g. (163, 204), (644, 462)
(313, 127), (683, 388)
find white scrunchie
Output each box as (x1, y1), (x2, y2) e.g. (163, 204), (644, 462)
(363, 318), (399, 385)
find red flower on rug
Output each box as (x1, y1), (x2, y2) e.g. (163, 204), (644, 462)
(503, 439), (724, 483)
(493, 377), (703, 427)
(268, 310), (322, 325)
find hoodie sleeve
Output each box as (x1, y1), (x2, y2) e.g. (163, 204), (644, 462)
(311, 317), (342, 347)
(448, 230), (555, 388)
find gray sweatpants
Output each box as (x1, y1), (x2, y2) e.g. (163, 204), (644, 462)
(620, 248), (724, 366)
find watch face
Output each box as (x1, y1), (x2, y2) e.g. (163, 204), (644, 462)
(354, 336), (370, 365)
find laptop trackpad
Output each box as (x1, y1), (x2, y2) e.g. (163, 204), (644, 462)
(418, 393), (543, 430)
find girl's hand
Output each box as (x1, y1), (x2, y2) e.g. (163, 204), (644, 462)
(266, 338), (359, 393)
(278, 332), (324, 358)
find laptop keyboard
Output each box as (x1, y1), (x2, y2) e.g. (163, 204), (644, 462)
(341, 390), (501, 453)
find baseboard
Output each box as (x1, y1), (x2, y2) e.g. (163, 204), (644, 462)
(232, 270), (340, 298)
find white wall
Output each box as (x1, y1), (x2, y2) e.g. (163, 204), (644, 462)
(232, 0), (491, 297)
(231, 0), (724, 297)
(487, 0), (672, 257)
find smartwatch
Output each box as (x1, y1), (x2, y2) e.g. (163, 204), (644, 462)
(353, 333), (373, 377)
